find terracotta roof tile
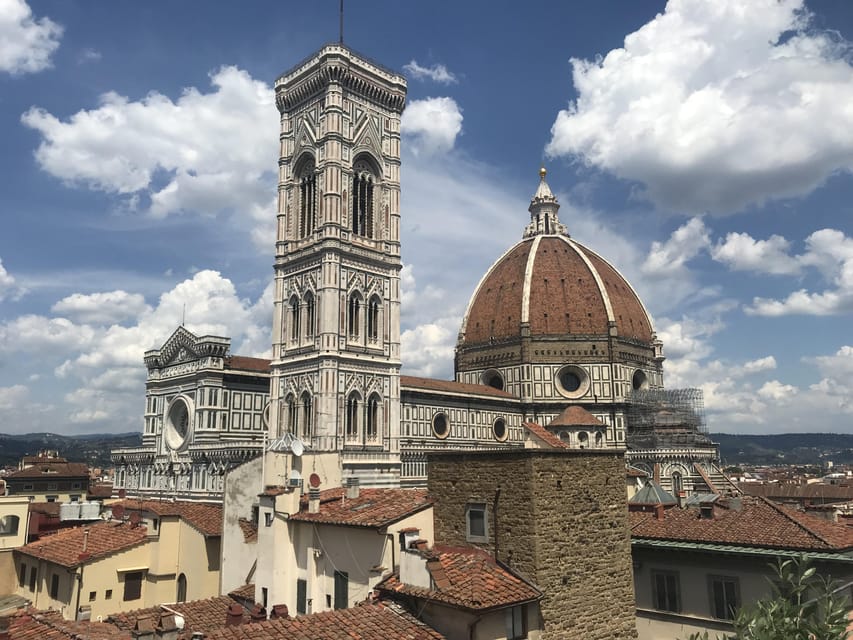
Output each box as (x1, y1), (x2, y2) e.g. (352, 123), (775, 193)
(237, 518), (257, 543)
(204, 602), (444, 640)
(112, 499), (222, 536)
(631, 496), (853, 551)
(523, 422), (569, 449)
(401, 375), (516, 399)
(29, 502), (61, 517)
(225, 356), (271, 373)
(742, 483), (853, 501)
(378, 545), (541, 611)
(16, 521), (147, 568)
(88, 483), (114, 499)
(290, 488), (432, 528)
(227, 583), (256, 602)
(109, 596), (249, 636)
(6, 609), (128, 640)
(548, 405), (605, 427)
(7, 462), (89, 479)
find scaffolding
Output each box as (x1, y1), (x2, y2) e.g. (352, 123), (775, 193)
(626, 388), (711, 449)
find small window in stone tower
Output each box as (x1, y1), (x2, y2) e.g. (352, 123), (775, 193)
(366, 393), (380, 439)
(351, 157), (376, 238)
(296, 156), (317, 238)
(304, 292), (315, 340)
(367, 295), (380, 342)
(348, 293), (362, 339)
(301, 392), (313, 439)
(346, 393), (360, 439)
(466, 503), (488, 542)
(289, 296), (300, 342)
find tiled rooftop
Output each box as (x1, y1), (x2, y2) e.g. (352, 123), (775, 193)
(227, 583), (256, 603)
(16, 521), (147, 568)
(237, 518), (257, 543)
(631, 496), (853, 551)
(109, 595), (250, 635)
(225, 356), (271, 373)
(112, 499), (222, 536)
(5, 609), (128, 640)
(204, 602), (444, 640)
(523, 422), (569, 449)
(7, 462), (89, 479)
(401, 375), (516, 399)
(290, 488), (432, 528)
(549, 405), (605, 427)
(378, 545), (541, 611)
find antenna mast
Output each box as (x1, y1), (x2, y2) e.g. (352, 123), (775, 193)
(339, 0), (344, 44)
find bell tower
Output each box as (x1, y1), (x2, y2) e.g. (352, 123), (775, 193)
(269, 45), (406, 486)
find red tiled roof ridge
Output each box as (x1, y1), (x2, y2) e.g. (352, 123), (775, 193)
(401, 375), (516, 398)
(523, 422), (569, 449)
(289, 487), (433, 528)
(17, 521), (148, 567)
(225, 355), (271, 372)
(111, 498), (222, 536)
(761, 497), (843, 548)
(549, 405), (604, 427)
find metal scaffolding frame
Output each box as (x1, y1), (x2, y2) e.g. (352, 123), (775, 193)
(626, 388), (711, 449)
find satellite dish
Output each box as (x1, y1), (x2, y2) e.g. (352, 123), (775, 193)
(290, 438), (304, 457)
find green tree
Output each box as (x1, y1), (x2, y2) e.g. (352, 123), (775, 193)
(682, 556), (850, 640)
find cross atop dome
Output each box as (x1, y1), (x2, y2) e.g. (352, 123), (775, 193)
(524, 166), (568, 238)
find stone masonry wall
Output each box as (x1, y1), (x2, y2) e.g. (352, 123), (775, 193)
(428, 450), (637, 639)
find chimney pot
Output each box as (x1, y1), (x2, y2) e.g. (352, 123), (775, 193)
(308, 487), (321, 514)
(346, 477), (360, 499)
(0, 616), (11, 640)
(225, 604), (243, 627)
(249, 604), (266, 622)
(654, 504), (665, 520)
(676, 490), (686, 509)
(270, 604), (289, 620)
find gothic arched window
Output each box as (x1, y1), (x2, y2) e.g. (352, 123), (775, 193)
(672, 471), (683, 494)
(366, 394), (380, 440)
(297, 156), (317, 238)
(351, 157), (376, 238)
(304, 292), (315, 340)
(367, 295), (380, 343)
(286, 394), (298, 435)
(346, 393), (360, 439)
(289, 296), (300, 342)
(347, 292), (362, 339)
(301, 392), (313, 439)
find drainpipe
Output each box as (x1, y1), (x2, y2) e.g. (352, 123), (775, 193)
(493, 486), (501, 562)
(74, 528), (90, 620)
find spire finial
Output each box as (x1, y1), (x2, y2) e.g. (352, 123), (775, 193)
(539, 166), (547, 180)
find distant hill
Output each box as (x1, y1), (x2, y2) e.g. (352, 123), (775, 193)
(711, 432), (853, 466)
(0, 432), (142, 469)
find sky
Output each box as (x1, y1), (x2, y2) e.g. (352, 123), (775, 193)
(1, 0), (853, 436)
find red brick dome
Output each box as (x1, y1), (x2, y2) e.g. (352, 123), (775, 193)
(459, 234), (654, 346)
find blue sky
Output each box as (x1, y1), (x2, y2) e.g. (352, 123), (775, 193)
(2, 0), (853, 435)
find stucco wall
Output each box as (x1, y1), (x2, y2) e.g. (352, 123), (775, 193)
(428, 449), (637, 639)
(221, 455), (262, 596)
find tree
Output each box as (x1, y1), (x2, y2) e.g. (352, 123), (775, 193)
(683, 556), (849, 640)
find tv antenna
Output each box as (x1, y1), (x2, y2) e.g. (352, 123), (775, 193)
(339, 0), (344, 44)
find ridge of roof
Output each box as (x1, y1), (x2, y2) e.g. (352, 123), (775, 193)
(523, 422), (569, 449)
(401, 375), (516, 399)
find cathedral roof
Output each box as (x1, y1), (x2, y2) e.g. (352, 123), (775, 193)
(458, 171), (654, 348)
(549, 406), (605, 428)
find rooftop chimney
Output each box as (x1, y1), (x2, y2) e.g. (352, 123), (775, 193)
(155, 613), (179, 640)
(249, 604), (266, 622)
(346, 477), (360, 499)
(225, 604), (243, 627)
(654, 504), (665, 520)
(308, 487), (321, 514)
(0, 616), (11, 640)
(270, 604), (289, 620)
(131, 616), (156, 640)
(676, 491), (686, 509)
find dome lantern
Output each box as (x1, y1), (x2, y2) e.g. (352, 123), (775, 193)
(524, 166), (568, 238)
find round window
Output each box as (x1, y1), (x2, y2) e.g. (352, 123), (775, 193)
(481, 369), (504, 391)
(432, 412), (449, 439)
(555, 366), (590, 398)
(164, 397), (192, 451)
(492, 418), (507, 442)
(632, 370), (649, 391)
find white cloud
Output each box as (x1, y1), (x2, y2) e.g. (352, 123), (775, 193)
(401, 97), (463, 155)
(711, 232), (799, 275)
(21, 66), (277, 227)
(52, 290), (151, 325)
(739, 356), (777, 375)
(641, 217), (709, 277)
(0, 315), (96, 354)
(0, 0), (62, 75)
(0, 257), (24, 301)
(757, 380), (797, 401)
(0, 384), (28, 410)
(745, 228), (853, 315)
(403, 60), (457, 84)
(401, 316), (459, 379)
(546, 0), (853, 214)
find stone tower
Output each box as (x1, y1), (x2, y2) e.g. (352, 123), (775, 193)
(270, 45), (407, 486)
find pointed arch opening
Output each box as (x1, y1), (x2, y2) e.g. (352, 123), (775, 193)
(295, 154), (317, 238)
(367, 295), (381, 343)
(289, 296), (301, 343)
(345, 392), (360, 441)
(286, 394), (298, 435)
(366, 393), (380, 441)
(351, 155), (378, 238)
(347, 292), (362, 340)
(301, 392), (313, 439)
(304, 291), (315, 340)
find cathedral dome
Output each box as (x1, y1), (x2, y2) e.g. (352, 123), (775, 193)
(458, 170), (654, 348)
